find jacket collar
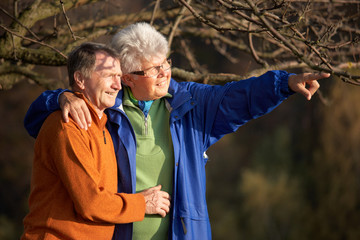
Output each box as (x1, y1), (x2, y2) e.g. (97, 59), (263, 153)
(165, 78), (193, 110)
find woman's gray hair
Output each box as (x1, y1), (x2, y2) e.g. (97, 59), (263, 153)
(110, 22), (169, 74)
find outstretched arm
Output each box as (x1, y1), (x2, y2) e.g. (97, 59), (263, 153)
(199, 70), (330, 149)
(288, 72), (331, 100)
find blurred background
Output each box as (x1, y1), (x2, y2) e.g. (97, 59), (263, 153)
(1, 1), (360, 239)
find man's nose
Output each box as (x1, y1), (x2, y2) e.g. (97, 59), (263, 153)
(113, 75), (122, 90)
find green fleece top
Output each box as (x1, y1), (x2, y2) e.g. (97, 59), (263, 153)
(122, 87), (174, 240)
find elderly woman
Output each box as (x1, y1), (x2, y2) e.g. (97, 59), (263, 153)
(24, 22), (330, 240)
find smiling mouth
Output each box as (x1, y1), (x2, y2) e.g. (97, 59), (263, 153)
(106, 92), (117, 96)
(156, 80), (166, 86)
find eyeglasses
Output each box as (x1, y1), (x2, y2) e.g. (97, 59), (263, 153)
(130, 59), (172, 78)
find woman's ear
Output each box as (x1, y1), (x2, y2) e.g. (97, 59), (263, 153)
(74, 71), (85, 90)
(122, 74), (135, 88)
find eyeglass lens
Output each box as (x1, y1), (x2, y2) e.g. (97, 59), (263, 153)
(146, 59), (171, 77)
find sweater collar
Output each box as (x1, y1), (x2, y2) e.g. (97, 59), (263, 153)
(74, 92), (108, 129)
(122, 86), (172, 117)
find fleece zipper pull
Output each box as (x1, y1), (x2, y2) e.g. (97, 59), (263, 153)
(103, 130), (107, 144)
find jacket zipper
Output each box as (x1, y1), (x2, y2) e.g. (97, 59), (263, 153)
(144, 115), (148, 135)
(124, 103), (149, 136)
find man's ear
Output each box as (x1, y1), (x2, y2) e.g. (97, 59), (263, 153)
(122, 74), (135, 88)
(74, 71), (85, 89)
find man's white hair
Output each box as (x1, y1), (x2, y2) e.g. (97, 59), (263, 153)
(111, 22), (169, 74)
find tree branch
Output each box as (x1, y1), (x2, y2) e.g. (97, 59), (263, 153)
(0, 6), (41, 41)
(150, 0), (162, 25)
(60, 0), (80, 40)
(0, 24), (67, 59)
(168, 0), (191, 48)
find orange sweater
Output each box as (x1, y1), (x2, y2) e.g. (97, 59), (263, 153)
(22, 95), (145, 240)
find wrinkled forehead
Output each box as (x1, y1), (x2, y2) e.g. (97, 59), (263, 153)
(94, 51), (121, 71)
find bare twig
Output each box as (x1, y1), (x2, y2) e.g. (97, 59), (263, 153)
(168, 0), (191, 47)
(11, 33), (17, 60)
(60, 0), (79, 40)
(1, 0), (360, 89)
(0, 24), (67, 59)
(212, 39), (239, 64)
(286, 0), (359, 3)
(0, 7), (41, 41)
(217, 0), (263, 26)
(244, 0), (360, 83)
(13, 0), (18, 18)
(177, 0), (245, 32)
(248, 21), (268, 67)
(179, 39), (207, 74)
(150, 0), (161, 25)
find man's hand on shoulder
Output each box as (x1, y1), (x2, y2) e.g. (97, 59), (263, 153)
(59, 92), (92, 130)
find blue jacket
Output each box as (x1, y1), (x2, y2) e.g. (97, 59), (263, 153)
(24, 70), (294, 240)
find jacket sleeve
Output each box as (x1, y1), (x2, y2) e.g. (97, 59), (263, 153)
(24, 88), (70, 138)
(203, 70), (295, 148)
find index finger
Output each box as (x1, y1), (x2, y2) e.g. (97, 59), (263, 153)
(69, 108), (85, 129)
(62, 107), (70, 123)
(303, 72), (330, 82)
(81, 104), (92, 127)
(159, 191), (171, 200)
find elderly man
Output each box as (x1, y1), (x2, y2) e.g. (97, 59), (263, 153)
(21, 42), (170, 240)
(24, 23), (330, 240)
